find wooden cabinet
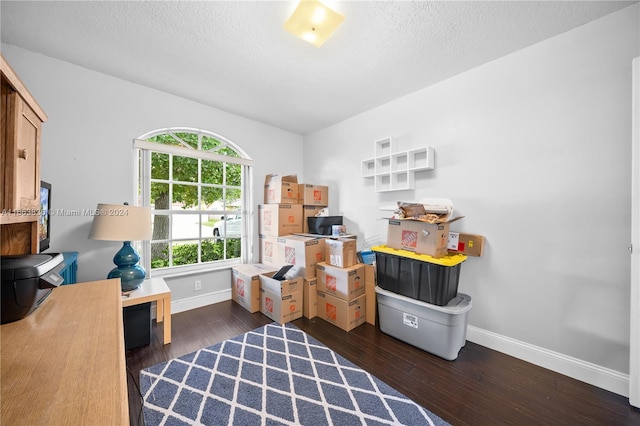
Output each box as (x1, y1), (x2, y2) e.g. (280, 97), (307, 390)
(1, 54), (47, 255)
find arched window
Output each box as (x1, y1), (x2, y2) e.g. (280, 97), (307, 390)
(135, 128), (254, 275)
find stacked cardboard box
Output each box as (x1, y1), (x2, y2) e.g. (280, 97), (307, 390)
(257, 173), (333, 320)
(316, 239), (366, 332)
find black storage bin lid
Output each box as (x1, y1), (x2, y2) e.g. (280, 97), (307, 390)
(1, 253), (64, 281)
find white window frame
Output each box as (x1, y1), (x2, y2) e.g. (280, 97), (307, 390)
(134, 128), (254, 277)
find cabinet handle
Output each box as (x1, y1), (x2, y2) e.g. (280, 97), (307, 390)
(18, 149), (28, 160)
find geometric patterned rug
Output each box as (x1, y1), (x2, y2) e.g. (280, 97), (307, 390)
(140, 322), (450, 425)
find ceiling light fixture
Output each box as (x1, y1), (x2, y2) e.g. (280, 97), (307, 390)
(284, 0), (345, 48)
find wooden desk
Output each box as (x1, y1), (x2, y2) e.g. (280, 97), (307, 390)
(1, 279), (129, 425)
(122, 276), (172, 344)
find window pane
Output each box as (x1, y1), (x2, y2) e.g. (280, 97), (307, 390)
(149, 134), (182, 147)
(202, 136), (222, 151)
(172, 240), (199, 266)
(202, 159), (223, 185)
(212, 213), (241, 239)
(172, 156), (198, 183)
(172, 184), (198, 209)
(226, 188), (241, 207)
(174, 132), (198, 149)
(150, 241), (169, 269)
(220, 146), (240, 158)
(201, 186), (221, 209)
(151, 212), (170, 242)
(151, 152), (169, 180)
(226, 163), (241, 186)
(225, 238), (242, 259)
(150, 183), (170, 210)
(172, 213), (201, 240)
(201, 239), (221, 262)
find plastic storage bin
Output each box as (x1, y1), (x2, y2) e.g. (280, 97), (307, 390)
(376, 286), (472, 360)
(373, 245), (466, 306)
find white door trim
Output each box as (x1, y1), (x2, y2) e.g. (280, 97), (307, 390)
(630, 56), (640, 407)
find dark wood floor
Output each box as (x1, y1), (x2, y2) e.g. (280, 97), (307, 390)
(126, 301), (640, 425)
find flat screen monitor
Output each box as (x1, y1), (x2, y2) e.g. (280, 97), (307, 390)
(39, 181), (51, 253)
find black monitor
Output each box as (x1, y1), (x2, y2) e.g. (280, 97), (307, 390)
(39, 181), (51, 253)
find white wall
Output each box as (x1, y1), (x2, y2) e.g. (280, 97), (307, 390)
(303, 4), (639, 382)
(1, 44), (303, 303)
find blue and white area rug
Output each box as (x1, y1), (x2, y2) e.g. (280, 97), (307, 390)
(140, 322), (450, 425)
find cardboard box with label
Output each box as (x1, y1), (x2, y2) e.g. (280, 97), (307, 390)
(258, 204), (303, 237)
(278, 234), (325, 279)
(259, 234), (280, 265)
(386, 217), (463, 258)
(264, 174), (299, 204)
(298, 184), (329, 206)
(448, 232), (485, 256)
(316, 262), (365, 301)
(303, 277), (317, 319)
(325, 237), (357, 268)
(259, 271), (303, 323)
(316, 291), (366, 332)
(231, 263), (278, 313)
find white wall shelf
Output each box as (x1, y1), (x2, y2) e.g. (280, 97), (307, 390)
(361, 137), (435, 192)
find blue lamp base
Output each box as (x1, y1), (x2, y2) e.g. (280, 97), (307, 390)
(108, 241), (146, 292)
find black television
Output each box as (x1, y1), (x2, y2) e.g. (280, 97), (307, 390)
(39, 181), (51, 253)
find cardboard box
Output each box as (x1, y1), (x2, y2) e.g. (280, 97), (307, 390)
(260, 288), (303, 324)
(259, 272), (303, 324)
(231, 263), (278, 313)
(325, 237), (357, 268)
(277, 234), (325, 279)
(316, 291), (366, 332)
(259, 271), (303, 295)
(264, 174), (299, 204)
(302, 206), (324, 233)
(316, 262), (365, 301)
(303, 277), (317, 319)
(364, 264), (376, 325)
(259, 234), (280, 266)
(448, 232), (485, 256)
(258, 204), (303, 237)
(386, 217), (463, 258)
(298, 184), (328, 206)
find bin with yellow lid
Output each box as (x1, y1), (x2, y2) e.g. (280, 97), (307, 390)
(372, 245), (467, 306)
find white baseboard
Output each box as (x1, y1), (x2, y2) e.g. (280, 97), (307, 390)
(466, 325), (629, 398)
(171, 289), (232, 315)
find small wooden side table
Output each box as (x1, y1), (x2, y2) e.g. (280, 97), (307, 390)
(122, 277), (172, 344)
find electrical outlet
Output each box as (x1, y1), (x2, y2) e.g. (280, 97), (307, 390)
(194, 280), (202, 291)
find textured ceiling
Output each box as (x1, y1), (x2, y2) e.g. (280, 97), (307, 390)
(1, 1), (636, 135)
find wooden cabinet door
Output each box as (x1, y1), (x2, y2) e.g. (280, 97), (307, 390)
(3, 89), (41, 215)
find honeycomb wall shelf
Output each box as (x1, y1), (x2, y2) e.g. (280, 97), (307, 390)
(361, 137), (435, 192)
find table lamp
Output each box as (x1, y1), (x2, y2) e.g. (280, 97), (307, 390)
(88, 203), (152, 292)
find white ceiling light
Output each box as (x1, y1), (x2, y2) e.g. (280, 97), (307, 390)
(284, 0), (345, 48)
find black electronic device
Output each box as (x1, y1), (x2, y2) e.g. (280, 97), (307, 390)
(271, 264), (294, 281)
(1, 253), (65, 324)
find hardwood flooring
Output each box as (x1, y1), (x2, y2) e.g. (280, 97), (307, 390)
(126, 301), (640, 425)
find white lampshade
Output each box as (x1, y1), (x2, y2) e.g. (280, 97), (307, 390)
(88, 203), (152, 242)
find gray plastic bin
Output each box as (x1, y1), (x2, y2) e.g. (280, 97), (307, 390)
(376, 286), (472, 360)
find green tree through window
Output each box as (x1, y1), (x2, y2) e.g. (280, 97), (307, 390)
(135, 129), (253, 272)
